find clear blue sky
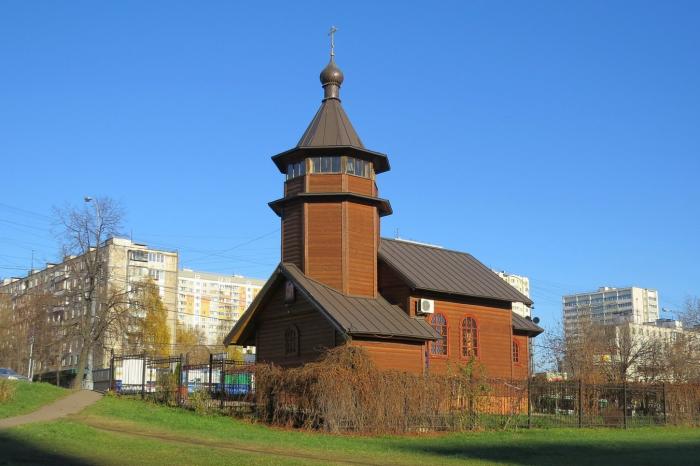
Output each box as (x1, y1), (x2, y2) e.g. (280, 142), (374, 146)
(1, 1), (699, 331)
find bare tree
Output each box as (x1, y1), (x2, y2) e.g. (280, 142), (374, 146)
(53, 197), (131, 389)
(537, 320), (566, 372)
(666, 334), (698, 382)
(0, 291), (58, 378)
(599, 324), (658, 382)
(679, 297), (700, 329)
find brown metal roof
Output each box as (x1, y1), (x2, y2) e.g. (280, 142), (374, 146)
(224, 263), (437, 346)
(511, 312), (544, 336)
(298, 98), (364, 148)
(379, 238), (534, 306)
(270, 99), (390, 174)
(282, 264), (437, 341)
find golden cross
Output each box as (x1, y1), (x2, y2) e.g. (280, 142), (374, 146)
(328, 26), (338, 58)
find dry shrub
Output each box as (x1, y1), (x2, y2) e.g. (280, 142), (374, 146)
(189, 388), (217, 416)
(665, 383), (700, 426)
(253, 346), (497, 434)
(0, 379), (16, 403)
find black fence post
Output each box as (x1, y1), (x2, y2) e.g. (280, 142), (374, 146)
(220, 359), (225, 410)
(662, 383), (667, 425)
(622, 381), (627, 429)
(578, 380), (583, 428)
(141, 353), (147, 400)
(208, 353), (213, 395)
(176, 353), (183, 406)
(527, 377), (531, 429)
(108, 349), (114, 392)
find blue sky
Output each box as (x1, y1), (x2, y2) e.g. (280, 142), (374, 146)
(1, 1), (699, 331)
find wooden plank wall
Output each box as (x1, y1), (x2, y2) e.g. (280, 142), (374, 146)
(255, 283), (336, 367)
(305, 203), (343, 290)
(346, 202), (376, 296)
(377, 261), (412, 313)
(281, 204), (303, 269)
(512, 334), (529, 380)
(350, 338), (424, 374)
(285, 177), (304, 197)
(307, 174), (343, 193)
(421, 298), (514, 379)
(346, 175), (374, 196)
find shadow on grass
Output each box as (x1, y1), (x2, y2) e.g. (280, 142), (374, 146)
(0, 432), (95, 466)
(398, 440), (700, 466)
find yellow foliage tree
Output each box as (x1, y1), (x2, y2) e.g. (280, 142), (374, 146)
(138, 279), (171, 357)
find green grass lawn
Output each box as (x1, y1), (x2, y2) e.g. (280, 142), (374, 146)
(1, 395), (699, 465)
(0, 381), (68, 419)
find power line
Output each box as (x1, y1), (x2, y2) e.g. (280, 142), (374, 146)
(0, 202), (52, 220)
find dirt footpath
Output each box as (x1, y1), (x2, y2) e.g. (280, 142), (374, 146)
(0, 390), (102, 429)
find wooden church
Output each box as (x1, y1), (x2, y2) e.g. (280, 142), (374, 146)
(224, 47), (542, 379)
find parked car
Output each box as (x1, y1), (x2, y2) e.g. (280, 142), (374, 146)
(0, 368), (30, 381)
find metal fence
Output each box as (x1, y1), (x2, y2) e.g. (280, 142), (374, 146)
(94, 356), (700, 430)
(102, 353), (255, 411)
(527, 380), (668, 428)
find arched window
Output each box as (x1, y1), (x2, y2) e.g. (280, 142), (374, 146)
(284, 326), (299, 356)
(429, 313), (448, 356)
(512, 340), (520, 363)
(461, 317), (478, 358)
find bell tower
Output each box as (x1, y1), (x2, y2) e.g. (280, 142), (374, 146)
(269, 37), (391, 298)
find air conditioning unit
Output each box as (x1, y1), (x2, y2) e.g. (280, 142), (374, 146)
(417, 298), (435, 315)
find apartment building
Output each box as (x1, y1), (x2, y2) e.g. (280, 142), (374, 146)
(494, 271), (531, 318)
(0, 237), (178, 380)
(563, 286), (660, 339)
(177, 269), (264, 347)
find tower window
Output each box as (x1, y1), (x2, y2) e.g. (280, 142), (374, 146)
(286, 161), (306, 180)
(307, 156), (374, 178)
(512, 340), (520, 363)
(346, 158), (370, 177)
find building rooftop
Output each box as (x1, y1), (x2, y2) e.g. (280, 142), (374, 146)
(379, 238), (533, 306)
(224, 262), (439, 346)
(179, 269), (266, 286)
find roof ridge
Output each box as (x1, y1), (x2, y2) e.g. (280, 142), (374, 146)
(380, 237), (475, 257)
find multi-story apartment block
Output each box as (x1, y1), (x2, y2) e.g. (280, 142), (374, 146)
(494, 271), (531, 318)
(563, 286), (660, 339)
(0, 238), (178, 380)
(177, 269), (264, 347)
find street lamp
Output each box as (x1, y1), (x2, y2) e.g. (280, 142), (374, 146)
(82, 196), (100, 390)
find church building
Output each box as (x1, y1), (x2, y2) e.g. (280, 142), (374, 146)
(224, 45), (542, 379)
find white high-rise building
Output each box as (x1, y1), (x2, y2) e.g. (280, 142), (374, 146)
(177, 269), (264, 347)
(494, 271), (531, 318)
(563, 286), (660, 339)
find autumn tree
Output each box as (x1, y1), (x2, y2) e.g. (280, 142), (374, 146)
(134, 279), (171, 357)
(175, 325), (220, 363)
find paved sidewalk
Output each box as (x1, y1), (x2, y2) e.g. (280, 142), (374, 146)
(0, 389), (102, 429)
